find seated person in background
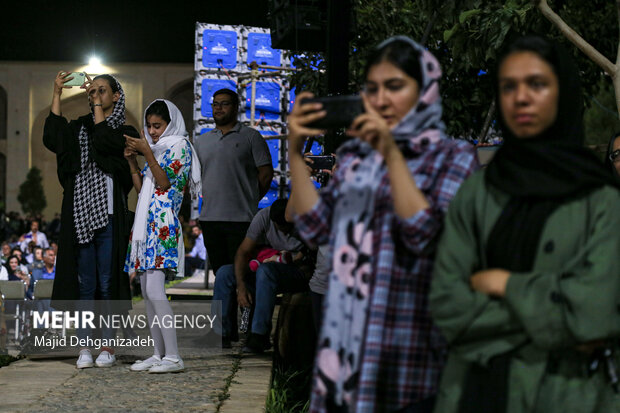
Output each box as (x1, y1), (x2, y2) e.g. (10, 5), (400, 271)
(19, 219), (49, 253)
(184, 225), (206, 277)
(26, 247), (45, 274)
(10, 248), (29, 275)
(30, 248), (56, 310)
(4, 255), (31, 298)
(0, 260), (8, 280)
(31, 248), (56, 282)
(212, 198), (313, 351)
(0, 242), (11, 265)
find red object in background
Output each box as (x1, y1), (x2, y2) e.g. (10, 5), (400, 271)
(249, 247), (292, 272)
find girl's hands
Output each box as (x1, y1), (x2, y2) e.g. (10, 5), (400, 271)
(124, 146), (138, 161)
(125, 130), (152, 157)
(287, 92), (327, 154)
(53, 71), (74, 96)
(346, 93), (398, 160)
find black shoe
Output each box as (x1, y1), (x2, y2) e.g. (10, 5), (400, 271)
(242, 333), (271, 354)
(222, 336), (232, 349)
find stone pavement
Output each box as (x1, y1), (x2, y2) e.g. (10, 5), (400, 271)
(0, 271), (274, 413)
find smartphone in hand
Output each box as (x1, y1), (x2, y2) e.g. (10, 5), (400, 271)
(62, 72), (86, 87)
(306, 155), (336, 170)
(300, 95), (364, 130)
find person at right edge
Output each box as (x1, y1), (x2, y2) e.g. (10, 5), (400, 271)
(604, 131), (620, 182)
(430, 35), (620, 413)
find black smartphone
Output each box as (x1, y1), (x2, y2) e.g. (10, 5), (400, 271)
(301, 95), (364, 129)
(306, 155), (335, 170)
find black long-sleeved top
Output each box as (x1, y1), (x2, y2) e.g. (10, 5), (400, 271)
(43, 111), (137, 304)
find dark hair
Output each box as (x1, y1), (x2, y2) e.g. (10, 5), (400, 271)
(213, 89), (239, 108)
(495, 34), (584, 142)
(604, 131), (620, 179)
(269, 198), (289, 227)
(6, 255), (19, 265)
(11, 247), (21, 255)
(93, 74), (120, 93)
(364, 39), (422, 85)
(497, 35), (558, 78)
(145, 100), (171, 124)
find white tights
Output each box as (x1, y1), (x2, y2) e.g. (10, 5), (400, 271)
(140, 270), (179, 360)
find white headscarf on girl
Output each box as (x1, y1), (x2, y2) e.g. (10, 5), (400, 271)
(130, 99), (202, 275)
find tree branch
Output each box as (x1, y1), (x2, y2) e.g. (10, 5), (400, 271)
(534, 0), (616, 77)
(616, 0), (620, 66)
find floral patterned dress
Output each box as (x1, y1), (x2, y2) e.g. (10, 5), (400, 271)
(124, 140), (191, 273)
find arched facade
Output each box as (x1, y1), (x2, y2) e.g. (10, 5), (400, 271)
(0, 61), (192, 220)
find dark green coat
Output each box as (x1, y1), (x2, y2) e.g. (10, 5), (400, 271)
(43, 112), (136, 306)
(430, 170), (620, 413)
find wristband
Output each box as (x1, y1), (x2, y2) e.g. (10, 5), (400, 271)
(130, 170), (140, 175)
(93, 103), (103, 107)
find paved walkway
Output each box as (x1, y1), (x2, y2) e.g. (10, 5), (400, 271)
(0, 271), (273, 413)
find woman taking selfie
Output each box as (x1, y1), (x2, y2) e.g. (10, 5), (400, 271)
(124, 99), (201, 373)
(43, 72), (136, 369)
(288, 36), (479, 412)
(430, 35), (620, 412)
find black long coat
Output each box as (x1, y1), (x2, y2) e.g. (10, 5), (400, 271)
(43, 112), (137, 307)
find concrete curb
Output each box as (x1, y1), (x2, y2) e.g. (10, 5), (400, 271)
(221, 354), (272, 413)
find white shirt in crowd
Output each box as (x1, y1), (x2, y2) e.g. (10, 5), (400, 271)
(20, 231), (49, 253)
(189, 233), (207, 261)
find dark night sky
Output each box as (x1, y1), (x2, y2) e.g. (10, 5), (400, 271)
(2, 1), (270, 64)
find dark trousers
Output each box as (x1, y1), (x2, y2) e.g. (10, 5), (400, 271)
(184, 256), (205, 277)
(199, 221), (250, 274)
(311, 291), (324, 335)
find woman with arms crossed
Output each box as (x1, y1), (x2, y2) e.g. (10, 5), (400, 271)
(430, 35), (620, 413)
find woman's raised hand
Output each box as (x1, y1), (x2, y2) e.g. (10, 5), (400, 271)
(81, 73), (102, 105)
(287, 91), (326, 154)
(53, 71), (74, 96)
(346, 93), (397, 160)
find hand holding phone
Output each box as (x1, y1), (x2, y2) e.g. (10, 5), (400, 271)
(61, 71), (86, 87)
(305, 155), (336, 171)
(300, 95), (365, 130)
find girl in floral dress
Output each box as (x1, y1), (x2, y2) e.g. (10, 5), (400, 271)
(123, 99), (201, 373)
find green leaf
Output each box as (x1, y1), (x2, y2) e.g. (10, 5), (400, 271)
(444, 23), (459, 42)
(459, 9), (481, 24)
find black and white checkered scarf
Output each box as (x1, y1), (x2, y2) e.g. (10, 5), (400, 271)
(73, 75), (126, 244)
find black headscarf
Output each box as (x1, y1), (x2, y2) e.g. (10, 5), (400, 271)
(604, 132), (620, 182)
(484, 35), (618, 272)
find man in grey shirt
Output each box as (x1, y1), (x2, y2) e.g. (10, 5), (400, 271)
(194, 89), (273, 275)
(212, 198), (312, 351)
